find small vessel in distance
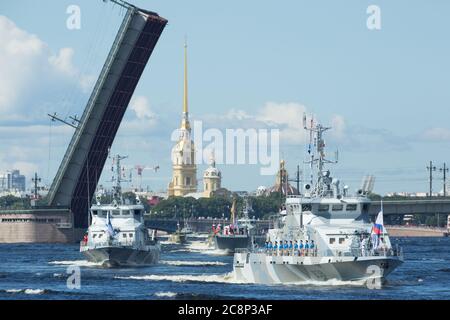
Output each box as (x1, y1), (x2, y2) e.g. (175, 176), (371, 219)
(213, 197), (256, 253)
(233, 115), (404, 284)
(80, 154), (160, 267)
(168, 222), (187, 244)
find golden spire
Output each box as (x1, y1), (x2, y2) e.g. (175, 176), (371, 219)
(181, 38), (190, 131)
(183, 39), (188, 114)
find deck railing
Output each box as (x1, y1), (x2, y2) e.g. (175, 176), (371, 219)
(236, 245), (403, 259)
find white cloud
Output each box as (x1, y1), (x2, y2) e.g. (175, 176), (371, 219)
(421, 127), (450, 142)
(256, 102), (308, 144)
(48, 47), (77, 77)
(225, 108), (252, 121)
(199, 102), (350, 149)
(331, 114), (346, 140)
(0, 15), (93, 120)
(130, 96), (155, 121)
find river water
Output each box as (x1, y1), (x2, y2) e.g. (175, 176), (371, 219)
(0, 236), (449, 300)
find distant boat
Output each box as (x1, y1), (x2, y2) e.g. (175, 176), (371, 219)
(169, 222), (187, 244)
(180, 218), (194, 235)
(213, 197), (256, 253)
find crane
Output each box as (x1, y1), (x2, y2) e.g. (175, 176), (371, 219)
(134, 165), (160, 192)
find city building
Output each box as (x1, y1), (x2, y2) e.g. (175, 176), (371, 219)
(266, 160), (299, 196)
(0, 170), (26, 192)
(168, 42), (198, 197)
(203, 150), (221, 198)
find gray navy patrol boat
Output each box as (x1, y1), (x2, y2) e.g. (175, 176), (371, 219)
(213, 197), (256, 253)
(233, 115), (404, 284)
(80, 154), (160, 267)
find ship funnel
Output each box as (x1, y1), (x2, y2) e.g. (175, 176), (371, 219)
(343, 185), (349, 197)
(332, 178), (340, 198)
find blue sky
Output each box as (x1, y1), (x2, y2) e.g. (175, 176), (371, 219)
(1, 0), (450, 195)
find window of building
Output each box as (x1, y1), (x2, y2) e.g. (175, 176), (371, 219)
(186, 177), (191, 186)
(346, 204), (357, 211)
(93, 234), (97, 238)
(129, 233), (133, 238)
(329, 238), (335, 244)
(205, 183), (208, 190)
(122, 233), (127, 238)
(339, 238), (345, 244)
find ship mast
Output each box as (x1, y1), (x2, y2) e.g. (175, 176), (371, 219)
(303, 114), (338, 197)
(111, 154), (129, 205)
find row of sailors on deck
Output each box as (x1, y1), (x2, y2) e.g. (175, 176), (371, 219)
(264, 240), (317, 257)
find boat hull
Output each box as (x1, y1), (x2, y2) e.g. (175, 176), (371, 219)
(233, 252), (403, 284)
(214, 234), (250, 253)
(81, 245), (160, 267)
(169, 233), (187, 244)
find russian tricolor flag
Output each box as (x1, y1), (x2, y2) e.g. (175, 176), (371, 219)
(372, 201), (384, 236)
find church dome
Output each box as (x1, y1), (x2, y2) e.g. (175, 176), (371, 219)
(204, 166), (221, 177)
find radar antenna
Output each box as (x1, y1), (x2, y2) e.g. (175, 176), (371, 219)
(303, 113), (338, 197)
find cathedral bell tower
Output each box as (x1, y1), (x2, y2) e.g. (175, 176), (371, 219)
(168, 41), (198, 197)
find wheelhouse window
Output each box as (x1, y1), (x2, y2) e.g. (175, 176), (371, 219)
(329, 238), (335, 244)
(92, 210), (98, 216)
(318, 204), (329, 212)
(101, 210), (108, 217)
(339, 238), (345, 244)
(134, 210), (141, 216)
(301, 204), (312, 212)
(129, 233), (133, 238)
(332, 204), (344, 211)
(112, 210), (120, 216)
(346, 204), (357, 211)
(122, 233), (127, 238)
(122, 210), (130, 216)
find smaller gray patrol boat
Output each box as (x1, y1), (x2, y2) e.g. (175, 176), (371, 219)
(80, 154), (160, 267)
(213, 198), (256, 253)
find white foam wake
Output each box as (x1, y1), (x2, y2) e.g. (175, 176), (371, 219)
(160, 260), (227, 266)
(116, 272), (248, 284)
(116, 271), (366, 287)
(49, 260), (102, 267)
(185, 240), (229, 256)
(159, 240), (174, 245)
(283, 278), (368, 287)
(5, 288), (46, 295)
(190, 233), (209, 239)
(154, 291), (177, 297)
